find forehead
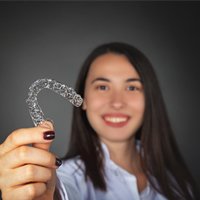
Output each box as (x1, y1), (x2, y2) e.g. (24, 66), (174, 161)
(88, 53), (140, 79)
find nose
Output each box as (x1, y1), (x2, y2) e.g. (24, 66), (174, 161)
(110, 90), (126, 109)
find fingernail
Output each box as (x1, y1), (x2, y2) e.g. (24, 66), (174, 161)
(43, 131), (55, 140)
(55, 158), (62, 167)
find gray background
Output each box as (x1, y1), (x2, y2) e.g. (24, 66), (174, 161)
(0, 1), (200, 189)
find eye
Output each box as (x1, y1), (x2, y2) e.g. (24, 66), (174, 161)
(127, 85), (138, 91)
(96, 85), (109, 91)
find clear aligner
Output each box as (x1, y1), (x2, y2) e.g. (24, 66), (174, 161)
(26, 78), (83, 126)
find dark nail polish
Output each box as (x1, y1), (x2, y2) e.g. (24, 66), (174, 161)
(43, 131), (55, 140)
(56, 158), (62, 167)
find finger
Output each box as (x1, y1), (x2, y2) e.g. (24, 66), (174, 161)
(45, 168), (56, 195)
(2, 183), (47, 200)
(0, 121), (54, 155)
(33, 120), (55, 151)
(33, 169), (56, 199)
(1, 145), (58, 169)
(4, 165), (53, 188)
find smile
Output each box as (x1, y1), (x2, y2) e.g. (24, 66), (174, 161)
(104, 117), (128, 123)
(102, 114), (130, 127)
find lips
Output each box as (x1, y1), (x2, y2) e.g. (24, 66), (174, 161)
(102, 113), (130, 128)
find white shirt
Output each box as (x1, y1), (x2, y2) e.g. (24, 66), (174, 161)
(56, 143), (167, 200)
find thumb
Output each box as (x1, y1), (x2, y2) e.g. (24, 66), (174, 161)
(33, 120), (55, 151)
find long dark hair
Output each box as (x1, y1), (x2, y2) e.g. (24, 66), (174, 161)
(63, 42), (199, 200)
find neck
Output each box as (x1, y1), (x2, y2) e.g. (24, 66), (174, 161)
(102, 138), (141, 174)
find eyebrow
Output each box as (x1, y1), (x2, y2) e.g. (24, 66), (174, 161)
(91, 77), (110, 84)
(91, 77), (142, 84)
(126, 78), (142, 83)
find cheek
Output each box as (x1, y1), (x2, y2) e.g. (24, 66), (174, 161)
(84, 94), (105, 131)
(84, 93), (107, 112)
(130, 94), (145, 114)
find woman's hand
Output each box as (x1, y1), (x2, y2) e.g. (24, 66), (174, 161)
(0, 121), (61, 200)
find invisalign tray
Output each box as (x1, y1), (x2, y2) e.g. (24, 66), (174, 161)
(26, 78), (83, 126)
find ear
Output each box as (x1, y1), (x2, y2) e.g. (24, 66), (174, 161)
(82, 99), (87, 110)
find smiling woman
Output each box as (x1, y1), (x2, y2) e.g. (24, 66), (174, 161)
(58, 42), (200, 200)
(0, 42), (199, 200)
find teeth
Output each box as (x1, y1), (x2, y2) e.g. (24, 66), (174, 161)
(104, 117), (128, 123)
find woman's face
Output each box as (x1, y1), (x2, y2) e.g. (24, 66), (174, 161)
(83, 53), (145, 145)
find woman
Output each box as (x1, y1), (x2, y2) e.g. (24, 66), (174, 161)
(0, 42), (199, 200)
(56, 42), (199, 200)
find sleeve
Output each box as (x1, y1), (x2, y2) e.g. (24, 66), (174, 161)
(56, 165), (82, 200)
(56, 174), (69, 200)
